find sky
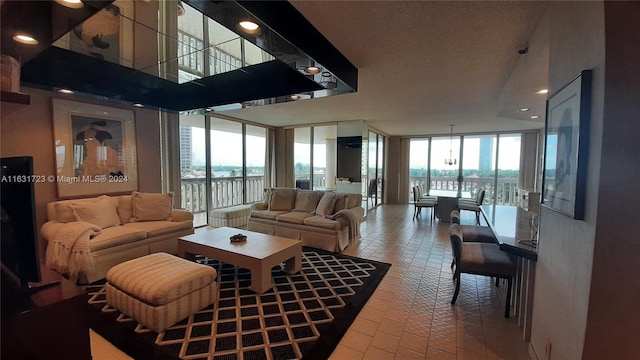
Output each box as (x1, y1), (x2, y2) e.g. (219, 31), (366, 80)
(191, 128), (266, 167)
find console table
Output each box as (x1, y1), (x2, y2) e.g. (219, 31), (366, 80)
(1, 267), (91, 360)
(481, 205), (537, 341)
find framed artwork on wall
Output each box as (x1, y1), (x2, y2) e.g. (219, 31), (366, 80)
(541, 70), (592, 219)
(52, 99), (138, 198)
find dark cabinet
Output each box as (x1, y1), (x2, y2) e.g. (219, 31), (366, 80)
(1, 268), (91, 360)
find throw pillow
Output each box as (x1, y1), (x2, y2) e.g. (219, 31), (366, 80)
(268, 188), (296, 211)
(315, 193), (337, 216)
(333, 194), (349, 213)
(70, 196), (121, 229)
(293, 190), (321, 213)
(55, 202), (77, 223)
(131, 191), (174, 221)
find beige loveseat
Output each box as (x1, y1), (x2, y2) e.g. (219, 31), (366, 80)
(41, 192), (194, 284)
(247, 188), (364, 252)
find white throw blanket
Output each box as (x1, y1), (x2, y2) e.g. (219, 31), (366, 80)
(325, 209), (361, 244)
(42, 221), (100, 280)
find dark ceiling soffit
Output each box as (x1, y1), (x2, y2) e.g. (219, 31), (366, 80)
(21, 47), (176, 102)
(21, 47), (322, 111)
(184, 0), (358, 92)
(0, 0), (114, 65)
(132, 60), (324, 111)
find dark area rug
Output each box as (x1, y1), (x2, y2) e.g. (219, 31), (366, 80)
(86, 247), (390, 360)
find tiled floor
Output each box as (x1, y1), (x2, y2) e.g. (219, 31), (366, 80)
(90, 204), (532, 360)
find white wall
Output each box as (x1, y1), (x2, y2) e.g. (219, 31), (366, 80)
(531, 2), (605, 359)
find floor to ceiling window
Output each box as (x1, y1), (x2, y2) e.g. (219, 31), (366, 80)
(430, 135), (461, 192)
(178, 114), (268, 226)
(495, 134), (521, 206)
(294, 128), (311, 189)
(366, 131), (385, 208)
(461, 134), (497, 204)
(179, 114), (208, 227)
(210, 118), (243, 207)
(409, 133), (522, 206)
(294, 125), (337, 190)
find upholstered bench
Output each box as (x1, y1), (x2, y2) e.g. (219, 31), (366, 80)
(209, 204), (251, 228)
(105, 252), (217, 333)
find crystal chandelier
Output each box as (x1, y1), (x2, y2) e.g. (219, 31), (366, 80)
(444, 124), (457, 166)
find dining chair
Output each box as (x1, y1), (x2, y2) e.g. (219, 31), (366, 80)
(458, 188), (485, 225)
(449, 209), (497, 268)
(412, 186), (437, 221)
(449, 223), (516, 318)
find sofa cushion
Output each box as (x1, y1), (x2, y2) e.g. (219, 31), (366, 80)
(276, 211), (316, 225)
(346, 193), (361, 209)
(89, 226), (148, 251)
(250, 210), (289, 221)
(315, 193), (337, 216)
(131, 191), (174, 221)
(117, 195), (134, 224)
(303, 215), (342, 230)
(71, 196), (121, 229)
(293, 190), (322, 213)
(268, 188), (296, 211)
(123, 221), (193, 238)
(54, 196), (119, 223)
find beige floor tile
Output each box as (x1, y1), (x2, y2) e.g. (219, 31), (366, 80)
(399, 331), (429, 354)
(425, 347), (457, 360)
(377, 318), (407, 337)
(370, 330), (401, 353)
(330, 344), (365, 360)
(363, 346), (396, 360)
(341, 330), (374, 352)
(351, 317), (381, 336)
(395, 346), (427, 360)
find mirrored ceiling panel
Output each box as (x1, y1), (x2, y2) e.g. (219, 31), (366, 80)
(17, 0), (357, 112)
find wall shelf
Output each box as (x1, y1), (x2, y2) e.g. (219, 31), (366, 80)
(0, 91), (30, 105)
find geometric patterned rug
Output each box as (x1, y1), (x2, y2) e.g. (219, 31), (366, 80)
(86, 247), (391, 360)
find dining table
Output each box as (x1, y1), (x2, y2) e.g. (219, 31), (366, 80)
(428, 189), (471, 222)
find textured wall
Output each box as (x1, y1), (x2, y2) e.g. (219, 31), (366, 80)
(530, 2), (605, 359)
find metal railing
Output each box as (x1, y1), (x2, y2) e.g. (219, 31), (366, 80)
(409, 176), (518, 205)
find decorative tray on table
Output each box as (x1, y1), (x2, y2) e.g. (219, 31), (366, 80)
(229, 233), (247, 242)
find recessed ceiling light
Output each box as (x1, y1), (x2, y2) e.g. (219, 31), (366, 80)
(54, 0), (84, 9)
(12, 33), (39, 45)
(530, 115), (540, 119)
(290, 95), (300, 100)
(304, 66), (321, 75)
(535, 89), (548, 95)
(238, 21), (260, 34)
(519, 108), (530, 112)
(58, 89), (74, 94)
(133, 103), (144, 108)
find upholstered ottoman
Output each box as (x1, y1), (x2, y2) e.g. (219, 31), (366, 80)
(209, 204), (251, 228)
(105, 252), (217, 333)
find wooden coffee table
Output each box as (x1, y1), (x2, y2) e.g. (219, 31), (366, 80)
(178, 227), (302, 294)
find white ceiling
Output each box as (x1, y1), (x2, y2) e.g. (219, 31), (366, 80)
(217, 1), (550, 137)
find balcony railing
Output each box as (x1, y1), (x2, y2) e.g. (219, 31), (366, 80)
(409, 176), (518, 206)
(180, 175), (265, 217)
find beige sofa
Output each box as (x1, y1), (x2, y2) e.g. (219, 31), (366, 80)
(247, 188), (364, 252)
(41, 192), (194, 284)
